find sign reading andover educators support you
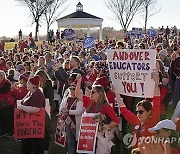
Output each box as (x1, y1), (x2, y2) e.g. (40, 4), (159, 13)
(14, 108), (45, 139)
(77, 113), (98, 153)
(107, 49), (156, 98)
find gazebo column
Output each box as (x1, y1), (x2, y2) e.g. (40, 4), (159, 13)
(87, 24), (90, 36)
(99, 25), (102, 40)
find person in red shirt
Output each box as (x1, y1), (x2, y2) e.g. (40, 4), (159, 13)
(114, 69), (160, 147)
(76, 73), (120, 153)
(11, 72), (30, 102)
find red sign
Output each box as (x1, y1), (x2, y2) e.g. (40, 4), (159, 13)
(14, 108), (45, 139)
(77, 113), (98, 153)
(55, 113), (66, 147)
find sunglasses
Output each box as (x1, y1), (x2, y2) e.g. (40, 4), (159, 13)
(69, 87), (75, 91)
(136, 110), (145, 115)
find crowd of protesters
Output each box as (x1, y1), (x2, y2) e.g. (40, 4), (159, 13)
(0, 26), (180, 154)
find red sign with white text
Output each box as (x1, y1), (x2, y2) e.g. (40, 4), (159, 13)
(77, 113), (98, 153)
(14, 108), (45, 139)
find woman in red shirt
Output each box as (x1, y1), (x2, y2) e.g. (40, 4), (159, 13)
(114, 70), (160, 147)
(75, 74), (120, 153)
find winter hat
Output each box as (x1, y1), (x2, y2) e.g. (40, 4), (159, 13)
(95, 76), (109, 88)
(19, 72), (30, 81)
(28, 75), (40, 87)
(159, 49), (167, 57)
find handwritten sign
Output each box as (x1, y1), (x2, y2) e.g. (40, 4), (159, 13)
(14, 108), (45, 139)
(83, 36), (95, 49)
(107, 49), (156, 98)
(77, 113), (98, 153)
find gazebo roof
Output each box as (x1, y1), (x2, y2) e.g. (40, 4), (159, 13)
(59, 11), (102, 20)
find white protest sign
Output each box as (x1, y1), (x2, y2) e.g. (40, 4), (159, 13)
(107, 49), (156, 98)
(77, 113), (98, 153)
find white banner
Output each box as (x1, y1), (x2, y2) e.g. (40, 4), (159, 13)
(107, 49), (156, 98)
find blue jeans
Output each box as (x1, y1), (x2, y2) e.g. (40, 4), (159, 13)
(65, 124), (76, 154)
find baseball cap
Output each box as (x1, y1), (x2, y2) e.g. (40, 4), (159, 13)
(148, 119), (176, 133)
(16, 64), (24, 72)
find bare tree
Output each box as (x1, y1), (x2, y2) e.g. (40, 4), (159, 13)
(141, 0), (160, 33)
(44, 0), (68, 36)
(105, 0), (143, 34)
(16, 0), (53, 41)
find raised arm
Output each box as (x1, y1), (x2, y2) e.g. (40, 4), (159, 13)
(112, 86), (140, 126)
(151, 69), (161, 123)
(75, 74), (83, 101)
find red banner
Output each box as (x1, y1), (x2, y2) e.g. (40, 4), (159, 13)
(77, 113), (98, 153)
(14, 108), (45, 139)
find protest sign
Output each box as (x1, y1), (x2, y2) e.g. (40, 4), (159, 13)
(14, 108), (45, 139)
(54, 118), (66, 147)
(107, 49), (156, 98)
(62, 29), (75, 41)
(77, 113), (98, 153)
(83, 36), (95, 49)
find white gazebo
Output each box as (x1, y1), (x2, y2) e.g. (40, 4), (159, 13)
(56, 2), (103, 39)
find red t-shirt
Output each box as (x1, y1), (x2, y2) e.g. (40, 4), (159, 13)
(83, 95), (120, 124)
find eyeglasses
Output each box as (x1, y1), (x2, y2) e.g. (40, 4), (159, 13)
(69, 87), (75, 91)
(136, 110), (145, 115)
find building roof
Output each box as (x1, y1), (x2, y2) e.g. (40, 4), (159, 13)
(58, 11), (102, 20)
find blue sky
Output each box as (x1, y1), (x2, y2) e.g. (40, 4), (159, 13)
(0, 0), (180, 37)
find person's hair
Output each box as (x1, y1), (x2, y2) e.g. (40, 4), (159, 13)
(35, 69), (51, 88)
(131, 148), (140, 154)
(7, 61), (13, 68)
(71, 56), (80, 66)
(22, 55), (29, 62)
(136, 100), (152, 112)
(7, 69), (15, 76)
(0, 70), (6, 80)
(24, 61), (31, 71)
(88, 84), (108, 113)
(14, 53), (21, 61)
(156, 59), (165, 75)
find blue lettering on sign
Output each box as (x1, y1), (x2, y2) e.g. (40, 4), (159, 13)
(83, 36), (95, 49)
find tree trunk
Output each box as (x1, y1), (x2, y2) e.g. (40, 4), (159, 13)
(47, 24), (50, 41)
(35, 20), (39, 41)
(144, 7), (148, 34)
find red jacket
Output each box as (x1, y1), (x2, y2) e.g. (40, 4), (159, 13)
(120, 96), (160, 139)
(0, 78), (14, 106)
(12, 86), (28, 101)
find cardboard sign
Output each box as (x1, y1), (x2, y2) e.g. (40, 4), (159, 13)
(14, 108), (45, 139)
(77, 113), (98, 153)
(83, 36), (95, 49)
(107, 49), (156, 98)
(55, 114), (66, 147)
